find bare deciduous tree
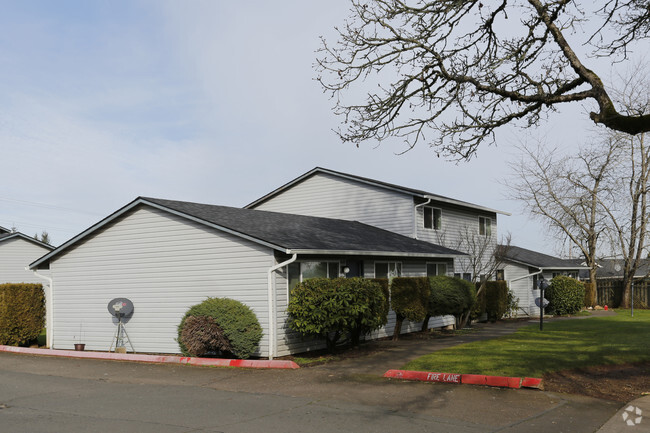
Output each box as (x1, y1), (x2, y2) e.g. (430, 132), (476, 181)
(317, 1), (650, 160)
(432, 225), (511, 327)
(506, 139), (619, 286)
(602, 131), (650, 307)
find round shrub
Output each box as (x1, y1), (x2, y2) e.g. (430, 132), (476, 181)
(177, 297), (262, 359)
(428, 276), (476, 318)
(546, 276), (585, 315)
(287, 277), (387, 351)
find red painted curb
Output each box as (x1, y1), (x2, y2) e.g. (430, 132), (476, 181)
(383, 369), (461, 384)
(521, 377), (543, 389)
(0, 345), (299, 369)
(385, 369), (540, 390)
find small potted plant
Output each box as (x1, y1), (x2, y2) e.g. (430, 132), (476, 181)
(74, 323), (85, 351)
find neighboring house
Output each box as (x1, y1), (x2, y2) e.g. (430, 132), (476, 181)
(29, 197), (464, 358)
(576, 258), (650, 280)
(246, 167), (509, 280)
(500, 246), (588, 316)
(0, 225), (54, 284)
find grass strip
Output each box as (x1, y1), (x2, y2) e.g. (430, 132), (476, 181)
(403, 310), (650, 378)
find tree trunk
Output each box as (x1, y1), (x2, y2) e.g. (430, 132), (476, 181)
(620, 278), (632, 308)
(421, 314), (431, 332)
(392, 315), (404, 341)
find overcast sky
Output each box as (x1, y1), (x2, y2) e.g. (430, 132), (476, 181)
(0, 1), (641, 256)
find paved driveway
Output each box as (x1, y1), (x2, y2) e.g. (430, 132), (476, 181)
(0, 320), (621, 432)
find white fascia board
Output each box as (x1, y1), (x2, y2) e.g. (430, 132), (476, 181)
(289, 249), (467, 258)
(423, 195), (510, 216)
(29, 198), (290, 270)
(506, 258), (588, 271)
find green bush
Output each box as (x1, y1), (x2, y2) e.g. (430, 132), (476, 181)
(177, 297), (262, 359)
(427, 276), (476, 328)
(546, 276), (585, 316)
(287, 278), (387, 351)
(368, 278), (390, 327)
(484, 281), (509, 322)
(0, 283), (45, 346)
(390, 277), (430, 339)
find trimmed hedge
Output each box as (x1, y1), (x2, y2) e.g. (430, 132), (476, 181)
(484, 281), (509, 322)
(0, 283), (45, 346)
(427, 276), (476, 328)
(390, 277), (430, 339)
(287, 278), (387, 351)
(177, 297), (262, 359)
(546, 276), (585, 315)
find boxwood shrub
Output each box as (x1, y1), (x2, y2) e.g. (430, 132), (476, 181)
(287, 278), (387, 351)
(427, 276), (476, 328)
(484, 281), (509, 322)
(177, 297), (262, 359)
(390, 277), (430, 339)
(546, 276), (585, 316)
(0, 283), (45, 346)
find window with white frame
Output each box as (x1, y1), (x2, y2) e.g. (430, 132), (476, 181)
(423, 206), (442, 230)
(479, 216), (492, 236)
(426, 262), (447, 277)
(288, 261), (340, 292)
(496, 269), (505, 281)
(454, 272), (472, 281)
(375, 262), (402, 278)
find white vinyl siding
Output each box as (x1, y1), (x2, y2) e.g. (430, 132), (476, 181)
(275, 258), (455, 356)
(0, 238), (51, 284)
(251, 172), (415, 237)
(49, 206), (274, 355)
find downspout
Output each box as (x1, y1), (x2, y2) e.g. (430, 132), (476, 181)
(30, 268), (53, 349)
(267, 253), (297, 360)
(413, 198), (432, 239)
(508, 269), (543, 316)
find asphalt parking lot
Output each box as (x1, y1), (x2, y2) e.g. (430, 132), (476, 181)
(0, 320), (626, 433)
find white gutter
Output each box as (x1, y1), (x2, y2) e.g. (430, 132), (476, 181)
(30, 268), (53, 349)
(266, 253), (297, 360)
(413, 198), (432, 239)
(509, 269), (542, 283)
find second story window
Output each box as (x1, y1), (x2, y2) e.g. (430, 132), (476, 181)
(423, 206), (442, 230)
(479, 216), (492, 236)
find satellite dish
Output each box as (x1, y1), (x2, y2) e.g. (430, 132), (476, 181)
(614, 263), (622, 272)
(108, 298), (134, 318)
(535, 297), (549, 308)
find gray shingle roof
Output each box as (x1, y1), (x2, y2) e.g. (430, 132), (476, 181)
(31, 197), (466, 269)
(144, 197), (464, 256)
(502, 245), (586, 269)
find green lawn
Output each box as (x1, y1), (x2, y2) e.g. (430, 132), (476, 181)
(403, 310), (650, 377)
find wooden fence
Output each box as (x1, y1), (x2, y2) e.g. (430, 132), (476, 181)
(596, 279), (650, 308)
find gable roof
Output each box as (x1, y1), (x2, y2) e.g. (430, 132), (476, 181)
(30, 197), (466, 269)
(245, 167), (510, 215)
(0, 225), (10, 235)
(0, 231), (55, 250)
(591, 258), (650, 279)
(501, 245), (588, 270)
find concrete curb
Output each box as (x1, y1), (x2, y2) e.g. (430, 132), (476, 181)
(0, 345), (300, 369)
(383, 369), (542, 389)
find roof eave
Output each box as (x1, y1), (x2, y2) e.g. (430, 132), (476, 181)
(245, 167), (510, 215)
(289, 249), (467, 258)
(30, 197), (293, 270)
